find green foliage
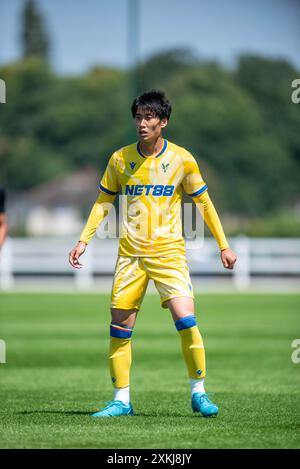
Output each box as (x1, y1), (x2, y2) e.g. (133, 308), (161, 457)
(0, 60), (128, 190)
(235, 54), (300, 191)
(0, 59), (68, 189)
(227, 210), (300, 237)
(0, 49), (299, 232)
(138, 47), (197, 91)
(0, 135), (69, 190)
(21, 0), (50, 61)
(0, 58), (54, 135)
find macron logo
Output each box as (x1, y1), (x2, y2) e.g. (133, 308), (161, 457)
(125, 184), (174, 196)
(130, 162), (136, 170)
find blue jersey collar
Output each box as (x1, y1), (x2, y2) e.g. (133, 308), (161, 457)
(137, 139), (168, 159)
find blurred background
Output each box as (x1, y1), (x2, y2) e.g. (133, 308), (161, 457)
(0, 0), (300, 292)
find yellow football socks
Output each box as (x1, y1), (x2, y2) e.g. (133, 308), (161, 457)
(109, 323), (133, 388)
(175, 315), (206, 379)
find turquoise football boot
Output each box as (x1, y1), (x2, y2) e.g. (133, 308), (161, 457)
(192, 393), (218, 417)
(91, 400), (134, 418)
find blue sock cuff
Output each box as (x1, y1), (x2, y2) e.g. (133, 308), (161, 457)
(110, 322), (133, 339)
(175, 315), (197, 331)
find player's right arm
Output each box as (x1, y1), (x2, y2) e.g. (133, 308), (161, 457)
(0, 214), (8, 250)
(69, 153), (120, 269)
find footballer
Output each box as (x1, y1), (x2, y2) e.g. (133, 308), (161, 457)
(69, 90), (237, 418)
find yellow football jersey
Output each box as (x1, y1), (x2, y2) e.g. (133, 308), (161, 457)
(99, 139), (208, 257)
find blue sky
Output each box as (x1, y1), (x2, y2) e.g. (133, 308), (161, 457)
(1, 0), (300, 74)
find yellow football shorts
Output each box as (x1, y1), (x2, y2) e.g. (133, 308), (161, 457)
(111, 254), (194, 310)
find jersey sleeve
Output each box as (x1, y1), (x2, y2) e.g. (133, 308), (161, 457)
(79, 190), (116, 245)
(98, 152), (120, 195)
(181, 152), (208, 197)
(193, 190), (229, 251)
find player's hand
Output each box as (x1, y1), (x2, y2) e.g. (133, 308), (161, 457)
(220, 248), (237, 270)
(69, 241), (86, 269)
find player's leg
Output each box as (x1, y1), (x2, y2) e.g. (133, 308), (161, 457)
(147, 254), (218, 417)
(166, 296), (218, 417)
(109, 307), (137, 406)
(91, 307), (137, 418)
(166, 296), (206, 391)
(167, 296), (206, 382)
(91, 256), (148, 418)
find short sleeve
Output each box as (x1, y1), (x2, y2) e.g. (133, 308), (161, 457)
(98, 153), (120, 195)
(0, 187), (6, 213)
(181, 152), (208, 197)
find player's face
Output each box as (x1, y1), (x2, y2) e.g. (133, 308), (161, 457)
(134, 106), (167, 143)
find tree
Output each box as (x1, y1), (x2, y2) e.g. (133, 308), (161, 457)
(138, 48), (198, 91)
(21, 0), (50, 61)
(236, 54), (300, 200)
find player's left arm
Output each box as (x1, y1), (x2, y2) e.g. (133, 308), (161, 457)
(192, 190), (237, 270)
(181, 152), (237, 270)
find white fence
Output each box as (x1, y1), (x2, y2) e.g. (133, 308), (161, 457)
(0, 237), (299, 292)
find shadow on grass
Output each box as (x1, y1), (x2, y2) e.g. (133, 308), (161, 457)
(17, 409), (199, 418)
(18, 410), (92, 415)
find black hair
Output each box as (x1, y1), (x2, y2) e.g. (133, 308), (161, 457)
(131, 89), (172, 120)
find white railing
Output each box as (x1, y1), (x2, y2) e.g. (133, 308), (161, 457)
(0, 236), (300, 291)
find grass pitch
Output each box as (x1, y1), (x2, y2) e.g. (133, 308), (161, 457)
(0, 292), (299, 449)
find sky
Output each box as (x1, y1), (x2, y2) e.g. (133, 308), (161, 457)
(1, 0), (300, 74)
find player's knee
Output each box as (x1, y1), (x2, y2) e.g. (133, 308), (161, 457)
(110, 307), (138, 328)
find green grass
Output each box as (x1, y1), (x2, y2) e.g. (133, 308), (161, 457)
(0, 292), (299, 448)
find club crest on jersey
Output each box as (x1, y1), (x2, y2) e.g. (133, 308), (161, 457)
(129, 161), (136, 170)
(162, 163), (170, 173)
